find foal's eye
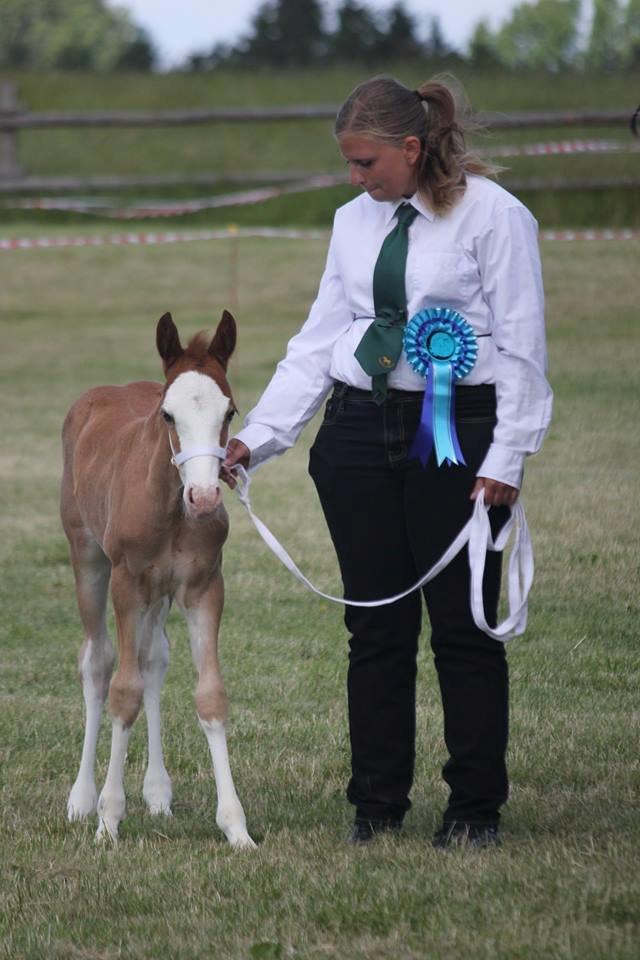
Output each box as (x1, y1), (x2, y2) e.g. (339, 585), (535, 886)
(161, 409), (174, 425)
(225, 409), (236, 424)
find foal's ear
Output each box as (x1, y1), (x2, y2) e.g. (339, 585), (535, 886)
(208, 309), (237, 370)
(156, 312), (184, 371)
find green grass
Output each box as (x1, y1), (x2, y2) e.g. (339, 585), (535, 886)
(0, 231), (639, 959)
(1, 66), (640, 228)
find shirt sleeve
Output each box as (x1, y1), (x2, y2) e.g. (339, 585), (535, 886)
(233, 225), (352, 468)
(474, 204), (553, 489)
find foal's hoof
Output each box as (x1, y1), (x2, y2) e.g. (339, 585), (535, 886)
(67, 781), (98, 820)
(143, 772), (173, 816)
(227, 830), (257, 850)
(95, 817), (119, 845)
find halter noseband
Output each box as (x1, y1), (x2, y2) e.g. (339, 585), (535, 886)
(168, 432), (227, 470)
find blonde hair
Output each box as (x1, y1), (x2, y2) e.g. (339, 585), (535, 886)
(335, 75), (497, 214)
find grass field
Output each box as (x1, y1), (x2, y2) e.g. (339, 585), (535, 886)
(0, 227), (639, 959)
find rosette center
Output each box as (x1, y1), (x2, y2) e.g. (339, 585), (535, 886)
(426, 329), (456, 361)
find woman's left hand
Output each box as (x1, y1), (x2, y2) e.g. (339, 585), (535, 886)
(471, 477), (519, 507)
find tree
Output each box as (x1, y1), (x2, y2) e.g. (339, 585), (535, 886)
(376, 3), (423, 60)
(495, 0), (581, 71)
(468, 19), (501, 69)
(238, 0), (326, 66)
(585, 0), (624, 72)
(424, 15), (451, 59)
(0, 0), (156, 70)
(113, 27), (155, 71)
(623, 0), (640, 67)
(327, 1), (383, 63)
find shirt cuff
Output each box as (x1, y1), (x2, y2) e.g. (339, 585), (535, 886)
(232, 423), (280, 471)
(476, 443), (525, 490)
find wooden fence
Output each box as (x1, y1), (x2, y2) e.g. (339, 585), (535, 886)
(0, 81), (637, 192)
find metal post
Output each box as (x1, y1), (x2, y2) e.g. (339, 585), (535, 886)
(0, 82), (22, 180)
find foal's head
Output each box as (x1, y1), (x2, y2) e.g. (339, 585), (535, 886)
(157, 311), (236, 519)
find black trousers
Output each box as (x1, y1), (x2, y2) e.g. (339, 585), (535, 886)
(308, 382), (510, 826)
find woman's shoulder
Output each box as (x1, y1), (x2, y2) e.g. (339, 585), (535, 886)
(463, 174), (532, 217)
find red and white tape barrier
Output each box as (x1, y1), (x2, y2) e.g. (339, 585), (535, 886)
(5, 139), (640, 220)
(1, 226), (639, 252)
(9, 175), (345, 220)
(0, 227), (327, 251)
(540, 228), (640, 241)
(490, 138), (640, 157)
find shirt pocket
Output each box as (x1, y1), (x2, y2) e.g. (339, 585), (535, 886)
(407, 248), (476, 308)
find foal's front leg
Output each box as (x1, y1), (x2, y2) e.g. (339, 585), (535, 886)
(185, 575), (255, 849)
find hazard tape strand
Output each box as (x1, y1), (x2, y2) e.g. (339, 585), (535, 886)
(1, 226), (639, 252)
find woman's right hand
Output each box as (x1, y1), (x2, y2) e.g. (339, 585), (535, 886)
(221, 439), (250, 488)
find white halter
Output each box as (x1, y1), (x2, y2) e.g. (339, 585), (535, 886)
(168, 432), (227, 470)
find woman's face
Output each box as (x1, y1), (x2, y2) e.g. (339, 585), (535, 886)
(338, 134), (421, 202)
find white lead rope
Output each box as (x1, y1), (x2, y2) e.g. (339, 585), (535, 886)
(233, 467), (534, 643)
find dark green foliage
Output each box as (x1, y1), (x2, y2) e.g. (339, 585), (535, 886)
(239, 0), (328, 67)
(586, 0), (625, 72)
(329, 1), (384, 65)
(189, 0), (447, 70)
(495, 0), (581, 71)
(0, 0), (156, 71)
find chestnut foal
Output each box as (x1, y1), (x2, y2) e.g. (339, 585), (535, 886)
(61, 311), (254, 847)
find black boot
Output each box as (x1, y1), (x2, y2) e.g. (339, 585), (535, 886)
(432, 821), (501, 850)
(347, 818), (403, 845)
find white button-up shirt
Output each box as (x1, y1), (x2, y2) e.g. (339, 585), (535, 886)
(235, 175), (553, 488)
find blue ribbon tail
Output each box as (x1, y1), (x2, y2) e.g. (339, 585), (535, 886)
(409, 364), (434, 466)
(432, 360), (466, 467)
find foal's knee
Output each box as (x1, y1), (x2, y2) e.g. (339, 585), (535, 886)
(109, 670), (144, 727)
(195, 681), (228, 725)
(79, 638), (115, 702)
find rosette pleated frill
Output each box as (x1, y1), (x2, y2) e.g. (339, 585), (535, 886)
(403, 307), (478, 466)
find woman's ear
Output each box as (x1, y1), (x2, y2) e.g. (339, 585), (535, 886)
(403, 135), (422, 166)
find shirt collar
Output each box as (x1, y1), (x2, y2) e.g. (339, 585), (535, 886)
(382, 192), (435, 227)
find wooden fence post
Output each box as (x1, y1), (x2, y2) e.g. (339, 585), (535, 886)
(0, 82), (22, 180)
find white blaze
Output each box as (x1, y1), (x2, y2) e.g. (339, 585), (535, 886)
(163, 371), (230, 497)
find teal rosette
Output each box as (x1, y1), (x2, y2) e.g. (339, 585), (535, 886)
(403, 307), (478, 466)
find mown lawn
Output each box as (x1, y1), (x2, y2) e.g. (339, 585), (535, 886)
(0, 230), (638, 959)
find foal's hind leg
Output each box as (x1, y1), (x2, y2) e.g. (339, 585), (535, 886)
(96, 565), (145, 842)
(140, 598), (173, 815)
(66, 532), (114, 820)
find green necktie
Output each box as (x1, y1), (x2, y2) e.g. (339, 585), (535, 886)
(354, 202), (419, 404)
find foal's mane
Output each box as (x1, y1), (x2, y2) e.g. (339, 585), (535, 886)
(185, 330), (214, 366)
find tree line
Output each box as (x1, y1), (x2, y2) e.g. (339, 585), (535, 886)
(190, 0), (640, 73)
(1, 0), (639, 73)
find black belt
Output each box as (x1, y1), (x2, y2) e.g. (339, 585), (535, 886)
(332, 381), (496, 410)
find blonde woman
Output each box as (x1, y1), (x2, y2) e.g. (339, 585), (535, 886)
(224, 76), (552, 848)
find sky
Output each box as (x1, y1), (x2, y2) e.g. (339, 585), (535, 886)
(108, 0), (528, 69)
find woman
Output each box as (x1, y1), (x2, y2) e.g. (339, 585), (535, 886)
(223, 76), (552, 848)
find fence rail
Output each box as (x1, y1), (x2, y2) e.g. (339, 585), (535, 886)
(0, 105), (634, 131)
(0, 81), (637, 190)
